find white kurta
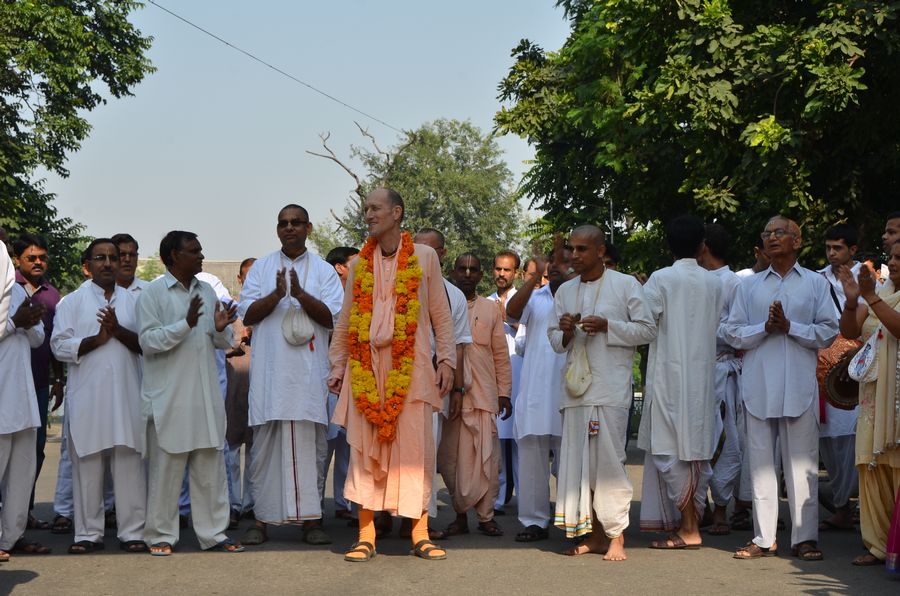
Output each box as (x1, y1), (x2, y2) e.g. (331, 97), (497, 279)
(124, 277), (150, 295)
(818, 262), (861, 438)
(51, 281), (144, 457)
(724, 263), (839, 419)
(0, 285), (43, 434)
(489, 288), (522, 440)
(548, 269), (656, 409)
(137, 272), (233, 453)
(0, 242), (14, 342)
(512, 285), (564, 439)
(637, 259), (723, 461)
(237, 249), (343, 426)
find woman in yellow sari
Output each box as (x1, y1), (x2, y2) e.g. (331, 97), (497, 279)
(838, 241), (900, 565)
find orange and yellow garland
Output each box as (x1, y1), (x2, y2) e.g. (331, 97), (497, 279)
(347, 232), (422, 442)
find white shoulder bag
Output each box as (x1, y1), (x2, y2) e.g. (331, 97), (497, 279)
(281, 258), (315, 346)
(847, 325), (881, 383)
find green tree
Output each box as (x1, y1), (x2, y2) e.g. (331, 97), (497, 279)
(1, 0), (154, 291)
(310, 119), (526, 279)
(497, 1), (900, 272)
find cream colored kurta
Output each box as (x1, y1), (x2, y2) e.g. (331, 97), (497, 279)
(51, 281), (144, 457)
(637, 259), (723, 461)
(137, 272), (234, 454)
(330, 243), (455, 517)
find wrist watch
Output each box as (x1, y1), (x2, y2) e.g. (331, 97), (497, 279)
(453, 387), (466, 395)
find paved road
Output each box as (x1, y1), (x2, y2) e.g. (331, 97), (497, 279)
(1, 436), (897, 595)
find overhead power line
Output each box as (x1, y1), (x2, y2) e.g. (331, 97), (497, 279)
(146, 0), (404, 134)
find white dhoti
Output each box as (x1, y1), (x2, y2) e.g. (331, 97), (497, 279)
(555, 406), (632, 538)
(0, 429), (37, 551)
(516, 434), (561, 529)
(144, 421), (229, 550)
(251, 420), (324, 524)
(709, 359), (744, 506)
(746, 404), (819, 549)
(640, 454), (712, 532)
(69, 434), (146, 543)
(819, 435), (858, 508)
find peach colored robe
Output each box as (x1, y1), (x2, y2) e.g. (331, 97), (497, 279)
(438, 296), (511, 519)
(330, 243), (454, 518)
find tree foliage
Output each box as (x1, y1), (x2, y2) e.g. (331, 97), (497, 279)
(1, 0), (154, 291)
(496, 0), (900, 272)
(310, 119), (526, 276)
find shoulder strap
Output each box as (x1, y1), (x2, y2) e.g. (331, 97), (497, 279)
(820, 271), (842, 314)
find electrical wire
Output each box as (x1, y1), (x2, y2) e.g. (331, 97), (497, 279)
(146, 0), (404, 133)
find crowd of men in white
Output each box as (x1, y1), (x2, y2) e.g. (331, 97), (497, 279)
(0, 198), (896, 566)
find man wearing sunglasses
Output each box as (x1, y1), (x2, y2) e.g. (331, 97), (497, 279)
(13, 233), (63, 537)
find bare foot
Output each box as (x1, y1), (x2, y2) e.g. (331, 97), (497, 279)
(603, 535), (626, 561)
(563, 534), (609, 556)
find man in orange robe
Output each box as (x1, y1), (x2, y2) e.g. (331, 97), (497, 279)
(328, 188), (455, 562)
(435, 253), (511, 538)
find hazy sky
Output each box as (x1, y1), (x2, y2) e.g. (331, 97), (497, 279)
(43, 1), (570, 260)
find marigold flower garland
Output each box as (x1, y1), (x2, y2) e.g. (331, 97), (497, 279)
(347, 232), (422, 442)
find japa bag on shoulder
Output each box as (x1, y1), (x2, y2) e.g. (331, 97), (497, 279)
(281, 260), (315, 346)
(848, 325), (882, 383)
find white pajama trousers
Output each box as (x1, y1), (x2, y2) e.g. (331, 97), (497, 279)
(746, 404), (819, 549)
(54, 414), (114, 519)
(251, 420), (323, 524)
(819, 435), (858, 508)
(225, 441), (255, 514)
(144, 421), (229, 549)
(70, 437), (146, 544)
(0, 429), (37, 551)
(516, 434), (561, 529)
(710, 364), (744, 506)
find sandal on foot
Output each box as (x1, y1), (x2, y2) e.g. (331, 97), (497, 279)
(792, 541), (823, 561)
(303, 525), (332, 545)
(515, 524), (548, 542)
(207, 538), (244, 553)
(26, 514), (50, 530)
(51, 515), (73, 535)
(119, 540), (148, 553)
(706, 522), (731, 536)
(730, 509), (752, 531)
(11, 539), (51, 555)
(410, 539), (447, 560)
(649, 533), (701, 550)
(68, 540), (104, 554)
(477, 520), (503, 537)
(734, 542), (777, 559)
(149, 542), (173, 556)
(431, 520), (469, 540)
(819, 519), (854, 532)
(241, 526), (268, 546)
(344, 541), (376, 562)
(0, 550), (9, 562)
(852, 552), (883, 566)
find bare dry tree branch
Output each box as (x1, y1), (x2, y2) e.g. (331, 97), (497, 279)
(306, 131), (365, 201)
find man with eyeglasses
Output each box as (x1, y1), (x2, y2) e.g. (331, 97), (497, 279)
(725, 216), (838, 562)
(13, 233), (64, 535)
(112, 233), (149, 294)
(237, 204), (343, 547)
(51, 239), (146, 554)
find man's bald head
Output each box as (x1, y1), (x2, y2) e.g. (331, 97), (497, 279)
(570, 224), (606, 248)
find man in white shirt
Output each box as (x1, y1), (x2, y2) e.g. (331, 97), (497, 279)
(639, 216), (722, 551)
(726, 216), (838, 561)
(0, 282), (46, 560)
(551, 225), (656, 560)
(0, 230), (14, 342)
(817, 223), (861, 531)
(488, 251), (522, 514)
(736, 236), (770, 278)
(139, 230), (240, 555)
(699, 224), (748, 535)
(51, 238), (146, 554)
(505, 243), (572, 543)
(113, 233), (149, 294)
(238, 205), (343, 546)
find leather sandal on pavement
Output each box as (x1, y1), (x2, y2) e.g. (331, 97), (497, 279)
(344, 541), (376, 562)
(734, 542), (778, 559)
(410, 539), (447, 560)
